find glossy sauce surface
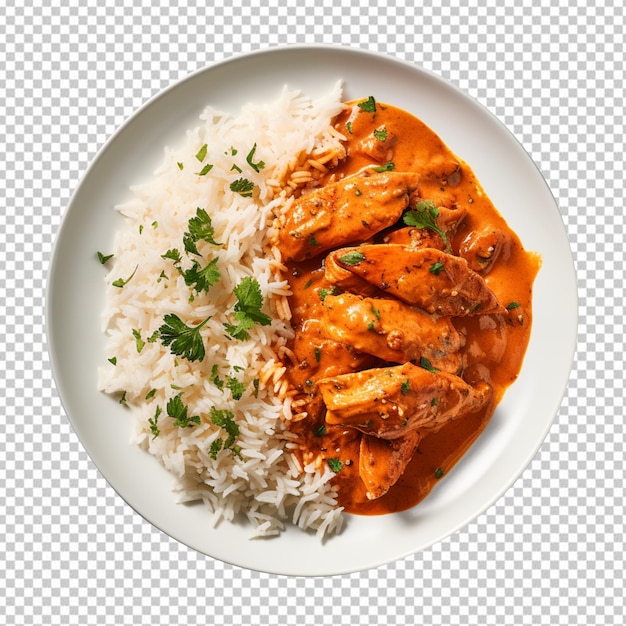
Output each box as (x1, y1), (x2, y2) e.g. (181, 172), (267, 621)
(280, 100), (540, 515)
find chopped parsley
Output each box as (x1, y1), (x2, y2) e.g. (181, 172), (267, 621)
(429, 261), (445, 275)
(210, 364), (225, 390)
(314, 424), (327, 437)
(108, 356), (117, 366)
(198, 163), (214, 176)
(112, 265), (138, 288)
(145, 388), (157, 400)
(373, 126), (388, 142)
(195, 144), (208, 162)
(226, 376), (246, 401)
(149, 406), (161, 438)
(183, 208), (222, 255)
(419, 357), (439, 373)
(230, 177), (255, 197)
(181, 257), (221, 293)
(246, 143), (265, 173)
(403, 200), (447, 246)
(401, 379), (410, 395)
(132, 329), (145, 353)
(357, 96), (377, 114)
(338, 250), (365, 266)
(97, 251), (114, 264)
(372, 162), (395, 173)
(434, 467), (445, 479)
(162, 248), (182, 263)
(506, 302), (521, 310)
(327, 458), (344, 473)
(167, 394), (201, 428)
(210, 407), (239, 451)
(224, 276), (272, 340)
(158, 313), (212, 362)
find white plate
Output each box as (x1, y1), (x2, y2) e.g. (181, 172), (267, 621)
(46, 45), (578, 576)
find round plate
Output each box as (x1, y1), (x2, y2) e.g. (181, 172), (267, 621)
(46, 45), (577, 576)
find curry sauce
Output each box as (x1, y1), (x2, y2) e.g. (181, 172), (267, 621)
(276, 98), (540, 515)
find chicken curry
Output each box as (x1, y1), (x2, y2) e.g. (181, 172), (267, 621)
(275, 97), (540, 515)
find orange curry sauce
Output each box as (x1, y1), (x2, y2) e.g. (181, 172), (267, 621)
(277, 99), (540, 515)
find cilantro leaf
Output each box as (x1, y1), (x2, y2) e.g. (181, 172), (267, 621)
(149, 406), (161, 438)
(224, 276), (272, 340)
(209, 438), (223, 460)
(210, 407), (239, 450)
(338, 251), (365, 266)
(210, 363), (224, 390)
(183, 208), (222, 255)
(159, 313), (211, 362)
(371, 162), (395, 172)
(182, 257), (221, 293)
(97, 251), (114, 264)
(403, 200), (448, 246)
(167, 394), (201, 428)
(230, 177), (255, 197)
(162, 248), (182, 264)
(357, 96), (377, 113)
(112, 265), (138, 288)
(373, 126), (387, 142)
(246, 143), (265, 173)
(327, 458), (344, 473)
(226, 376), (246, 401)
(195, 144), (208, 162)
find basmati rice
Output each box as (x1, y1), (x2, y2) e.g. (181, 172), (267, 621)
(98, 84), (348, 539)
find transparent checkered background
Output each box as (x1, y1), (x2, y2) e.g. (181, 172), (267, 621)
(2, 0), (621, 624)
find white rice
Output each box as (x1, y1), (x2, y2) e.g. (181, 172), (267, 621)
(98, 84), (347, 538)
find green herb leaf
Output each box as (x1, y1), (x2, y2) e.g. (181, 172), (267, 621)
(112, 265), (138, 288)
(132, 329), (145, 353)
(159, 313), (212, 362)
(177, 162), (184, 170)
(230, 177), (255, 197)
(183, 208), (222, 254)
(209, 438), (223, 460)
(346, 121), (353, 134)
(314, 424), (327, 437)
(108, 356), (117, 366)
(338, 250), (365, 266)
(145, 388), (157, 400)
(429, 261), (445, 275)
(403, 200), (447, 246)
(357, 96), (377, 113)
(198, 163), (214, 176)
(226, 376), (246, 401)
(210, 363), (224, 390)
(195, 144), (208, 162)
(434, 467), (445, 479)
(327, 458), (344, 473)
(210, 407), (239, 450)
(506, 302), (521, 310)
(182, 257), (221, 293)
(149, 405), (162, 438)
(224, 276), (272, 340)
(162, 248), (182, 264)
(246, 143), (265, 173)
(372, 162), (395, 173)
(401, 379), (410, 395)
(167, 394), (201, 428)
(419, 356), (439, 373)
(97, 251), (114, 264)
(373, 126), (388, 142)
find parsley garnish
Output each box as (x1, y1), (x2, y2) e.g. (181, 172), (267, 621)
(132, 329), (145, 353)
(401, 379), (410, 395)
(419, 356), (439, 373)
(112, 265), (138, 288)
(149, 406), (161, 438)
(327, 458), (344, 473)
(145, 388), (157, 400)
(159, 313), (212, 362)
(108, 356), (117, 366)
(183, 208), (222, 255)
(210, 407), (239, 450)
(196, 144), (208, 162)
(373, 126), (387, 142)
(198, 163), (214, 176)
(97, 251), (114, 264)
(226, 376), (246, 401)
(429, 261), (445, 275)
(314, 424), (327, 437)
(210, 363), (224, 390)
(403, 200), (447, 246)
(167, 394), (201, 428)
(506, 302), (521, 310)
(182, 257), (221, 293)
(224, 276), (272, 340)
(162, 248), (182, 264)
(230, 177), (255, 197)
(209, 438), (223, 460)
(338, 250), (365, 266)
(357, 96), (377, 113)
(372, 162), (395, 173)
(246, 143), (265, 173)
(434, 467), (445, 479)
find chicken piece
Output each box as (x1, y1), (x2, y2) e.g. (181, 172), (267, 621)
(331, 244), (503, 316)
(320, 293), (463, 373)
(458, 225), (510, 274)
(383, 206), (467, 250)
(353, 126), (398, 163)
(276, 169), (420, 262)
(317, 362), (491, 440)
(324, 251), (383, 297)
(359, 431), (421, 500)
